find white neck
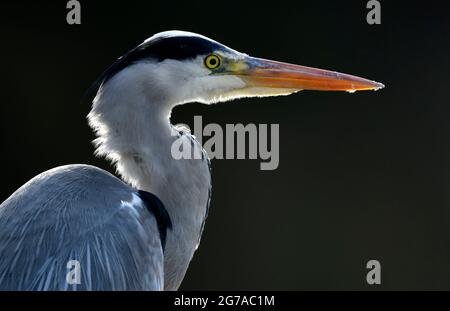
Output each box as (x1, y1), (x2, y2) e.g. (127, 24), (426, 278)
(88, 64), (211, 290)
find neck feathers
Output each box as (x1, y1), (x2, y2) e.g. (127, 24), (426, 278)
(87, 66), (212, 290)
(88, 63), (174, 186)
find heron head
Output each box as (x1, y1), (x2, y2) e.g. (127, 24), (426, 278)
(96, 30), (384, 108)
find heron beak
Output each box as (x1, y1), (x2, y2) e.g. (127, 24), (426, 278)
(230, 56), (384, 93)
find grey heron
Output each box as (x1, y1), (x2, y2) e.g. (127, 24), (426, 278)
(0, 31), (384, 290)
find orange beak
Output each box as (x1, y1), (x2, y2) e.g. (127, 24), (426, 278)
(231, 57), (384, 92)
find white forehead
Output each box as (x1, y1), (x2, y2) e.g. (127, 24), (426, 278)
(144, 30), (218, 44)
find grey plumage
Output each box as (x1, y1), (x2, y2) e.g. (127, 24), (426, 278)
(0, 165), (165, 290)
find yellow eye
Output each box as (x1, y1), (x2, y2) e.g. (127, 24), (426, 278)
(204, 54), (221, 69)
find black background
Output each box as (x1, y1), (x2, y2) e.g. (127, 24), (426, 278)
(1, 0), (449, 290)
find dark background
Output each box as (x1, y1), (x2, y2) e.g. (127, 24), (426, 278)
(1, 0), (449, 290)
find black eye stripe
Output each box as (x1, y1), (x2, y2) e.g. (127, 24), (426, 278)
(98, 36), (228, 85)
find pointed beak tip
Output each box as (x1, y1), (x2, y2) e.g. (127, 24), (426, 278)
(347, 80), (385, 93)
(373, 81), (385, 91)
